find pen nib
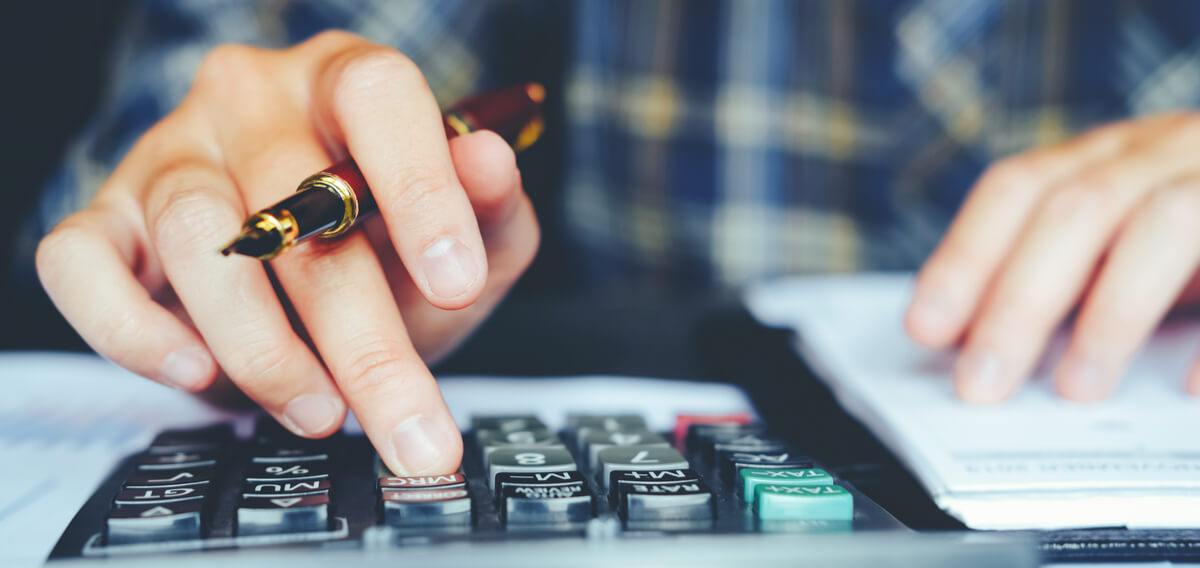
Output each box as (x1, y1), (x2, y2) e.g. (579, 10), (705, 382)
(219, 226), (283, 260)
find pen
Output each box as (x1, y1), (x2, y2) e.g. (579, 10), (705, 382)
(219, 83), (545, 260)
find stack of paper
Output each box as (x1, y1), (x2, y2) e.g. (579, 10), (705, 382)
(744, 273), (1200, 530)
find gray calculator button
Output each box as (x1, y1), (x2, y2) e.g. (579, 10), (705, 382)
(136, 451), (217, 471)
(472, 415), (546, 433)
(502, 485), (593, 526)
(242, 478), (331, 498)
(584, 429), (668, 470)
(382, 488), (472, 527)
(624, 480), (715, 524)
(596, 446), (690, 490)
(106, 499), (204, 544)
(476, 428), (564, 461)
(114, 486), (205, 506)
(237, 493), (330, 536)
(487, 447), (576, 490)
(124, 467), (213, 489)
(566, 414), (648, 447)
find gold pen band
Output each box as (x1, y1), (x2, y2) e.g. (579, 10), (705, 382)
(297, 172), (360, 238)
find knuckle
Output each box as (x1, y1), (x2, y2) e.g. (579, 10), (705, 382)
(300, 29), (362, 53)
(338, 336), (418, 396)
(146, 169), (236, 253)
(195, 44), (265, 91)
(330, 47), (422, 115)
(35, 219), (92, 285)
(93, 308), (145, 366)
(230, 334), (294, 388)
(976, 157), (1047, 201)
(387, 167), (458, 214)
(1148, 183), (1200, 229)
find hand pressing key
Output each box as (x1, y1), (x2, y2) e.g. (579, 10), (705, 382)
(905, 113), (1200, 402)
(35, 31), (541, 476)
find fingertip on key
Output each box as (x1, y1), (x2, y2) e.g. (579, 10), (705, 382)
(389, 414), (463, 476)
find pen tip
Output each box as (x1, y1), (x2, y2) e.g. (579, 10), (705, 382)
(526, 83), (545, 104)
(218, 226), (283, 260)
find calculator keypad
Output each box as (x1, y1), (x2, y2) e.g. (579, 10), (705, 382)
(85, 412), (901, 555)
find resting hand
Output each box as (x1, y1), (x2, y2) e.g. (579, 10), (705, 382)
(906, 113), (1200, 402)
(36, 31), (540, 474)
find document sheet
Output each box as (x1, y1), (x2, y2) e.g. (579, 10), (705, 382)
(745, 273), (1200, 530)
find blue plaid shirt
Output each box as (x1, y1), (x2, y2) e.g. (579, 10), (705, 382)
(23, 0), (1200, 292)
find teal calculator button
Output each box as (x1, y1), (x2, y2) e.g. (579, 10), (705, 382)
(740, 468), (832, 502)
(755, 484), (853, 521)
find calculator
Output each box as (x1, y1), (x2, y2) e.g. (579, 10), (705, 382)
(47, 412), (1032, 566)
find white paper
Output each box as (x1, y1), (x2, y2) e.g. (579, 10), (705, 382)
(744, 273), (1200, 530)
(0, 352), (753, 566)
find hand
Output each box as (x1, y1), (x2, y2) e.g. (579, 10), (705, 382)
(905, 113), (1200, 402)
(35, 31), (540, 474)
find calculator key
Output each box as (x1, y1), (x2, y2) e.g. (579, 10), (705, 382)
(114, 486), (205, 506)
(124, 467), (213, 489)
(472, 415), (546, 433)
(495, 471), (589, 497)
(623, 479), (714, 523)
(244, 461), (328, 482)
(610, 468), (702, 507)
(106, 499), (204, 544)
(673, 414), (752, 450)
(476, 428), (565, 460)
(379, 473), (467, 491)
(146, 424), (233, 454)
(381, 488), (472, 527)
(242, 478), (331, 497)
(566, 414), (647, 448)
(740, 468), (833, 502)
(687, 423), (765, 454)
(237, 493), (330, 536)
(583, 429), (669, 470)
(136, 451), (218, 470)
(712, 433), (786, 455)
(501, 484), (593, 526)
(250, 448), (329, 464)
(487, 447), (576, 490)
(755, 484), (854, 521)
(597, 446), (690, 490)
(723, 451), (814, 482)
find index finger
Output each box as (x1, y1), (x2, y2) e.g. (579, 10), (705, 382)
(306, 38), (488, 310)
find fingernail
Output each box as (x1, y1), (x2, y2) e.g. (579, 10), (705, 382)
(909, 287), (955, 336)
(391, 415), (444, 475)
(160, 347), (212, 390)
(422, 238), (480, 300)
(955, 350), (1007, 402)
(1056, 355), (1106, 399)
(281, 394), (342, 436)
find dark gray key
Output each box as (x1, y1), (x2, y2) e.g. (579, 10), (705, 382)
(147, 424), (232, 454)
(379, 473), (467, 491)
(487, 447), (576, 490)
(724, 451), (815, 482)
(106, 499), (204, 544)
(472, 415), (546, 433)
(623, 479), (714, 523)
(250, 448), (329, 464)
(242, 478), (330, 498)
(501, 484), (593, 526)
(686, 423), (765, 457)
(124, 467), (213, 489)
(114, 486), (205, 506)
(382, 488), (472, 527)
(596, 445), (690, 490)
(495, 470), (589, 496)
(475, 428), (565, 461)
(566, 414), (647, 447)
(244, 461), (328, 482)
(610, 468), (702, 507)
(583, 429), (669, 470)
(136, 451), (217, 470)
(237, 493), (330, 536)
